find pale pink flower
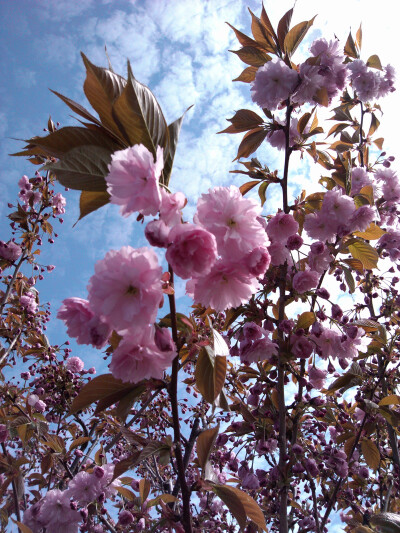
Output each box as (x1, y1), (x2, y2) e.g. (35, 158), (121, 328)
(292, 337), (313, 359)
(349, 205), (375, 232)
(379, 230), (400, 260)
(109, 327), (175, 383)
(310, 38), (348, 99)
(241, 472), (260, 490)
(23, 502), (45, 533)
(240, 336), (278, 365)
(268, 241), (291, 266)
(292, 63), (324, 105)
(195, 186), (267, 260)
(308, 365), (327, 390)
(166, 223), (217, 279)
(160, 189), (186, 227)
(94, 464), (121, 499)
(267, 212), (299, 243)
(57, 298), (111, 348)
(251, 59), (298, 110)
(20, 292), (37, 313)
(308, 242), (333, 273)
(145, 219), (170, 248)
(188, 260), (260, 312)
(52, 192), (66, 215)
(106, 144), (163, 217)
(350, 167), (372, 195)
(88, 246), (162, 334)
(38, 489), (81, 532)
(267, 118), (301, 150)
(352, 70), (380, 101)
(292, 270), (319, 293)
(244, 246), (271, 277)
(0, 240), (22, 262)
(67, 471), (99, 505)
(312, 328), (341, 359)
(66, 356), (84, 373)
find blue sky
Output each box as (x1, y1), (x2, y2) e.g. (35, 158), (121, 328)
(1, 0), (399, 377)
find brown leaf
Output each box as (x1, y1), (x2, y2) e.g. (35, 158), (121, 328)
(139, 478), (151, 503)
(344, 32), (359, 59)
(112, 61), (169, 159)
(235, 128), (268, 161)
(197, 426), (219, 470)
(284, 17), (316, 57)
(366, 55), (383, 71)
(43, 145), (111, 192)
(116, 486), (136, 501)
(81, 53), (127, 140)
(226, 22), (264, 49)
(297, 312), (315, 330)
(277, 8), (294, 52)
(213, 484), (267, 531)
(368, 113), (380, 137)
(348, 241), (378, 270)
(78, 191), (110, 222)
(379, 395), (400, 407)
(353, 222), (385, 240)
(70, 373), (138, 414)
(239, 181), (260, 195)
(233, 66), (258, 83)
(230, 46), (271, 67)
(219, 109), (264, 134)
(248, 8), (276, 53)
(370, 513), (400, 533)
(361, 439), (380, 470)
(10, 520), (33, 533)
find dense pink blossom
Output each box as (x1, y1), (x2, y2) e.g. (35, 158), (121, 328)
(109, 327), (175, 383)
(244, 246), (271, 277)
(0, 240), (22, 261)
(57, 298), (111, 348)
(106, 144), (163, 217)
(350, 167), (373, 195)
(195, 186), (267, 260)
(378, 230), (400, 260)
(309, 38), (348, 99)
(349, 205), (375, 232)
(268, 241), (291, 266)
(20, 292), (38, 313)
(267, 118), (301, 150)
(240, 336), (278, 365)
(187, 260), (260, 312)
(67, 471), (99, 505)
(23, 502), (45, 533)
(292, 337), (313, 359)
(251, 59), (298, 110)
(308, 242), (333, 273)
(28, 394), (46, 413)
(160, 189), (186, 227)
(292, 270), (319, 293)
(292, 63), (324, 105)
(308, 365), (327, 389)
(38, 489), (81, 533)
(66, 356), (84, 373)
(312, 327), (341, 359)
(145, 219), (170, 248)
(88, 246), (162, 333)
(166, 223), (217, 279)
(267, 212), (299, 243)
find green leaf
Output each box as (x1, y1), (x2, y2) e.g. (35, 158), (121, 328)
(284, 16), (316, 57)
(43, 145), (111, 191)
(258, 181), (269, 206)
(112, 61), (169, 160)
(81, 52), (126, 140)
(77, 190), (110, 222)
(297, 312), (315, 330)
(230, 46), (271, 67)
(348, 241), (379, 270)
(354, 222), (385, 240)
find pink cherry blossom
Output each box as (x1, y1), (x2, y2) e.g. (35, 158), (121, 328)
(188, 260), (260, 312)
(379, 230), (400, 260)
(20, 292), (38, 314)
(145, 219), (170, 248)
(251, 59), (298, 110)
(160, 189), (186, 227)
(106, 144), (163, 217)
(57, 298), (111, 348)
(267, 118), (301, 150)
(109, 326), (175, 383)
(243, 246), (271, 277)
(38, 489), (81, 533)
(268, 241), (291, 266)
(292, 63), (324, 105)
(292, 270), (319, 293)
(66, 356), (84, 373)
(308, 242), (333, 273)
(88, 246), (162, 333)
(350, 167), (373, 195)
(52, 192), (66, 215)
(348, 205), (375, 232)
(240, 336), (278, 365)
(195, 185), (268, 260)
(67, 471), (99, 505)
(308, 365), (327, 389)
(166, 223), (218, 279)
(267, 212), (299, 243)
(0, 240), (22, 262)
